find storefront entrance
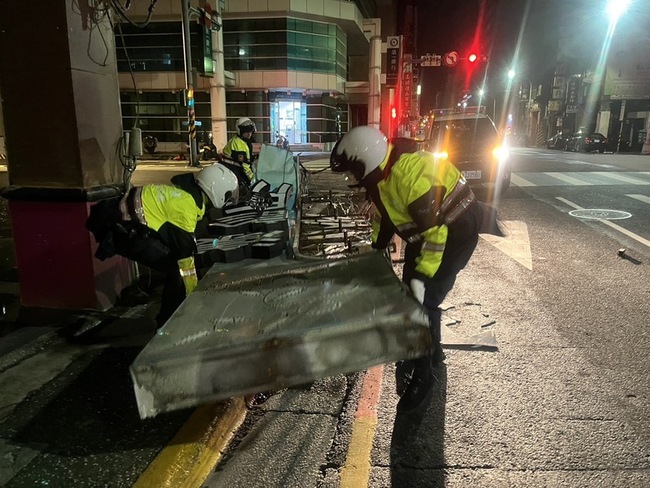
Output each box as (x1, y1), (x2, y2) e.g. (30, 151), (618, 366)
(272, 100), (306, 145)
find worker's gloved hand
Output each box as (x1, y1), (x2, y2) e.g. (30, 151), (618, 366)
(410, 278), (425, 305)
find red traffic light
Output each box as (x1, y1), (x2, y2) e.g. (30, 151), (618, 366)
(391, 107), (397, 119)
(468, 53), (478, 63)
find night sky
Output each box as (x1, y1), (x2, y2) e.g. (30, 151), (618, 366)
(412, 0), (645, 113)
(415, 0), (532, 112)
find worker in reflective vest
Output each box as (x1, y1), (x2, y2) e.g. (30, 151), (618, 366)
(87, 164), (240, 326)
(330, 126), (484, 413)
(222, 116), (256, 184)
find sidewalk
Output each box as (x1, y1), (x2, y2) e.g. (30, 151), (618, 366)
(0, 158), (363, 486)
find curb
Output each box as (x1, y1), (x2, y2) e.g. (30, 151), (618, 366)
(133, 398), (248, 487)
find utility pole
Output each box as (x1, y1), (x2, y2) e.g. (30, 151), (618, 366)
(616, 99), (627, 153)
(181, 0), (199, 167)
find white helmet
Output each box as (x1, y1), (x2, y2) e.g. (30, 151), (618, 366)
(236, 117), (256, 136)
(330, 126), (389, 181)
(194, 164), (240, 208)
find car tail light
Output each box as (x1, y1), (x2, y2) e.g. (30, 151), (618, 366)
(585, 137), (593, 143)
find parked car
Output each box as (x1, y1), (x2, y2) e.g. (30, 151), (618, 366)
(427, 110), (511, 194)
(546, 132), (570, 150)
(567, 131), (609, 153)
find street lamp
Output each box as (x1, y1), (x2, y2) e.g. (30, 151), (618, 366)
(606, 0), (630, 25)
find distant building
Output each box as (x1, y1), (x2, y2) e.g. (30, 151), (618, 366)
(113, 0), (398, 152)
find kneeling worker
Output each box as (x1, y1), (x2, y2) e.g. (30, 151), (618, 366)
(86, 164), (240, 326)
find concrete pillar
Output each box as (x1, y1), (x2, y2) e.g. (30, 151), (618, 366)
(0, 1), (131, 310)
(209, 1), (228, 149)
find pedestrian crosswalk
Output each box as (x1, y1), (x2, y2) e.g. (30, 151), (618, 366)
(301, 161), (650, 188)
(511, 171), (650, 187)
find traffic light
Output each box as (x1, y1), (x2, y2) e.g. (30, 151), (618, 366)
(466, 52), (487, 63)
(391, 107), (397, 119)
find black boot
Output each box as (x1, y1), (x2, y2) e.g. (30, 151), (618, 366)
(395, 359), (415, 396)
(396, 356), (435, 413)
(431, 343), (446, 366)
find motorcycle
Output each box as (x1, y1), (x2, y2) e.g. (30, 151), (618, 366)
(143, 135), (158, 154)
(200, 139), (219, 160)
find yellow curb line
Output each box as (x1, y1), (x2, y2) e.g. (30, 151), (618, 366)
(134, 397), (247, 488)
(340, 365), (384, 487)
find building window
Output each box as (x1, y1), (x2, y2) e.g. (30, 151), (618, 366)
(114, 22), (206, 73)
(121, 91), (212, 144)
(223, 18), (347, 78)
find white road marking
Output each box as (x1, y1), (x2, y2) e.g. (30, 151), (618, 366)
(556, 197), (650, 249)
(592, 172), (650, 185)
(480, 220), (533, 270)
(626, 194), (650, 204)
(544, 172), (593, 185)
(511, 174), (536, 187)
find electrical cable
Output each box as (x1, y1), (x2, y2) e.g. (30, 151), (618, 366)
(109, 0), (158, 28)
(109, 6), (144, 189)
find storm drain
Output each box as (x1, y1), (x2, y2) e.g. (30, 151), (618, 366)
(569, 209), (632, 220)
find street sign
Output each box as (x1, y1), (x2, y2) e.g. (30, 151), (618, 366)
(201, 24), (214, 76)
(421, 53), (441, 67)
(402, 54), (413, 118)
(203, 2), (212, 29)
(443, 51), (458, 67)
(386, 36), (401, 87)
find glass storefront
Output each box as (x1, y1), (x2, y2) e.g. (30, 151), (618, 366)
(225, 91), (348, 146)
(120, 91), (212, 144)
(115, 16), (353, 148)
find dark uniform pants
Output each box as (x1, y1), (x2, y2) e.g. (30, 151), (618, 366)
(401, 202), (482, 377)
(87, 197), (186, 325)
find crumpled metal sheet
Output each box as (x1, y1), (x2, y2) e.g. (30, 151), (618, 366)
(130, 252), (431, 418)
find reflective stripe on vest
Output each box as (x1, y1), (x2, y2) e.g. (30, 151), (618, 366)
(422, 241), (446, 253)
(438, 177), (476, 224)
(444, 191), (476, 225)
(396, 222), (421, 243)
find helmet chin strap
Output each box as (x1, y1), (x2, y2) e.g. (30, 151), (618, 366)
(361, 166), (383, 188)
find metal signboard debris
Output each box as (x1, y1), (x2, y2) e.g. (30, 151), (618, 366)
(130, 252), (431, 418)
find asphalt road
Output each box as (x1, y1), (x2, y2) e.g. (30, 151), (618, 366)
(0, 148), (649, 487)
(202, 148), (650, 487)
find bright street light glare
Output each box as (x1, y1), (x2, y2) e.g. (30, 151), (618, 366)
(508, 69), (515, 80)
(606, 0), (630, 22)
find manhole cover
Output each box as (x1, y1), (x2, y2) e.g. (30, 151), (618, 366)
(569, 209), (632, 220)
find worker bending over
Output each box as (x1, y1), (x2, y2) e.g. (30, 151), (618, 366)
(330, 126), (485, 412)
(86, 164), (239, 326)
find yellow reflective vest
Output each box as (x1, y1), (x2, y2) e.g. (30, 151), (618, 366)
(122, 185), (205, 233)
(120, 184), (205, 295)
(372, 148), (470, 278)
(222, 135), (254, 182)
